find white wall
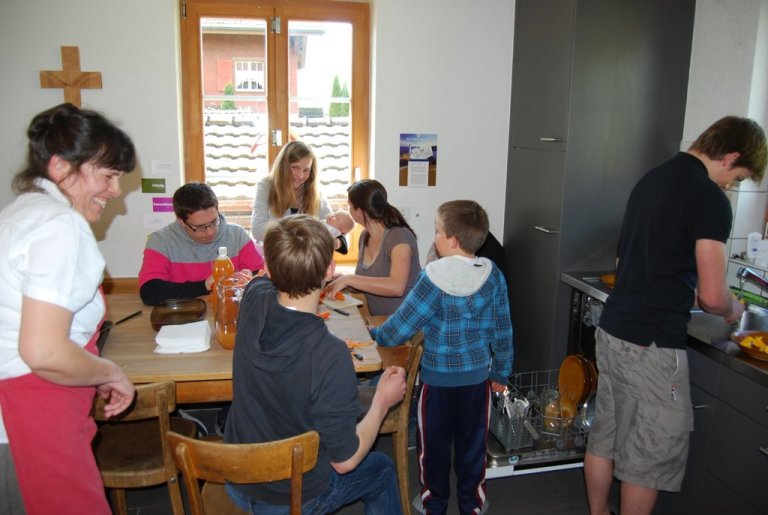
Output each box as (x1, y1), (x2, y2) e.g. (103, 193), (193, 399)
(680, 0), (768, 291)
(0, 0), (766, 278)
(0, 0), (183, 278)
(370, 0), (515, 262)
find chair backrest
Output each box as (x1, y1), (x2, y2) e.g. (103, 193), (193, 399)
(92, 382), (177, 460)
(91, 382), (186, 514)
(404, 333), (424, 397)
(380, 333), (424, 435)
(166, 430), (320, 515)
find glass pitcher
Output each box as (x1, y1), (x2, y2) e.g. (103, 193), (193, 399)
(216, 277), (244, 350)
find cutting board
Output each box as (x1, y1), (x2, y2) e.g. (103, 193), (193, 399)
(321, 293), (364, 310)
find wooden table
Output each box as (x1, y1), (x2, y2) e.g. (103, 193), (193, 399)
(102, 293), (381, 403)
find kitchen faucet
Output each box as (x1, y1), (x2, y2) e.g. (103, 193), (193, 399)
(736, 266), (768, 291)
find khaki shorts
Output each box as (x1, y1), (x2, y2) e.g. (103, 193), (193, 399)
(587, 328), (694, 492)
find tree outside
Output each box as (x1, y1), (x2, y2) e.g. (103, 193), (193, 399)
(329, 75), (349, 117)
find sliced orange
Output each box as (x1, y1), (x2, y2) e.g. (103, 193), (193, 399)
(346, 339), (372, 348)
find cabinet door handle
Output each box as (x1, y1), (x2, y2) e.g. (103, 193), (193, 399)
(692, 404), (710, 410)
(534, 225), (560, 235)
(539, 137), (565, 142)
(760, 446), (768, 458)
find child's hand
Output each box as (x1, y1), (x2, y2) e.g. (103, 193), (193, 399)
(374, 366), (406, 409)
(490, 380), (507, 394)
(232, 269), (253, 286)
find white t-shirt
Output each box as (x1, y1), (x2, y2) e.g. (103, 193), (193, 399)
(0, 178), (106, 443)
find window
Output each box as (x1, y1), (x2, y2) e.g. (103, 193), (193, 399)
(234, 60), (265, 92)
(180, 0), (370, 262)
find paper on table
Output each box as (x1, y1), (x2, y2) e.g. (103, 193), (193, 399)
(154, 320), (211, 354)
(321, 293), (364, 310)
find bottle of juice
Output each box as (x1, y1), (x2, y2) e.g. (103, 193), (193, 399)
(211, 246), (234, 323)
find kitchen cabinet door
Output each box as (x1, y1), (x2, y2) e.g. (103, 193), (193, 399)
(695, 473), (764, 515)
(706, 401), (768, 513)
(504, 147), (566, 372)
(509, 0), (575, 151)
(653, 384), (716, 515)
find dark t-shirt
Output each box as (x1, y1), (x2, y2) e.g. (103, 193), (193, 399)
(599, 152), (732, 349)
(224, 277), (360, 504)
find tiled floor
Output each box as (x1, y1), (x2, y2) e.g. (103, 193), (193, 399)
(125, 412), (590, 515)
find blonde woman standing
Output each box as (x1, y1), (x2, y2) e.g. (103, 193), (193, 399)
(250, 141), (331, 241)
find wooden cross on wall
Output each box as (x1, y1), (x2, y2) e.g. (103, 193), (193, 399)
(39, 46), (102, 107)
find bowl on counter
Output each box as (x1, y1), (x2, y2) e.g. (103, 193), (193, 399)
(150, 298), (207, 331)
(730, 331), (768, 362)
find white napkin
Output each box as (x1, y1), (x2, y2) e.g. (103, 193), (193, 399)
(154, 320), (211, 354)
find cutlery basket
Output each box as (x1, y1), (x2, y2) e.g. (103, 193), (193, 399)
(490, 369), (589, 452)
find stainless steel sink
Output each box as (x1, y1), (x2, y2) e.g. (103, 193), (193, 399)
(687, 304), (768, 350)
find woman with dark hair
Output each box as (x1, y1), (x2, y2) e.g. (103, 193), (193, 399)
(324, 179), (421, 316)
(250, 141), (332, 242)
(0, 103), (137, 515)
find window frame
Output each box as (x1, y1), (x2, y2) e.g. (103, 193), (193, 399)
(179, 0), (370, 186)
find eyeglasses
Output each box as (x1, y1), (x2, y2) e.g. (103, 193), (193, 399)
(183, 215), (221, 233)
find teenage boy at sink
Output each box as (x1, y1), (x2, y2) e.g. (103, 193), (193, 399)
(585, 116), (767, 515)
(371, 200), (513, 515)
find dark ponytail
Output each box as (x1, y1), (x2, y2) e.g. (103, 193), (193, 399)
(347, 179), (415, 245)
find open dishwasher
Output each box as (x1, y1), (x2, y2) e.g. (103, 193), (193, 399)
(486, 368), (594, 479)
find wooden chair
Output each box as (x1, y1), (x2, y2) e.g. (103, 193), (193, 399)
(92, 381), (197, 515)
(165, 430), (320, 515)
(377, 333), (424, 515)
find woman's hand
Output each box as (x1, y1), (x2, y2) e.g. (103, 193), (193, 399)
(96, 368), (136, 418)
(324, 274), (351, 297)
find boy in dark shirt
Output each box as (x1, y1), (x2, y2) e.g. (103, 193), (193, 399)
(224, 214), (406, 514)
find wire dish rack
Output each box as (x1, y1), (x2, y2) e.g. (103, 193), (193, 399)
(490, 369), (590, 452)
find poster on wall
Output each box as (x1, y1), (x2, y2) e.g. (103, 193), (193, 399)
(141, 178), (166, 194)
(399, 133), (437, 187)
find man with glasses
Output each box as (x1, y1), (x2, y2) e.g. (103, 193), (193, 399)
(139, 182), (263, 306)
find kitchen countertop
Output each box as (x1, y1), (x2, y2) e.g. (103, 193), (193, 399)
(561, 271), (768, 388)
(560, 271), (613, 303)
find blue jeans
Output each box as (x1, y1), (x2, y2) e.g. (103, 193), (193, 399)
(226, 451), (402, 515)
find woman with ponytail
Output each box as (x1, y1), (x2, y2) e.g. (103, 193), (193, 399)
(324, 179), (421, 316)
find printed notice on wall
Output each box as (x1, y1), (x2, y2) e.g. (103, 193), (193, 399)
(141, 178), (166, 194)
(143, 213), (173, 231)
(150, 159), (173, 176)
(399, 133), (437, 187)
(152, 197), (174, 213)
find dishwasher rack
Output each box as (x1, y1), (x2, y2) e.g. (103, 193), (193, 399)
(487, 369), (590, 476)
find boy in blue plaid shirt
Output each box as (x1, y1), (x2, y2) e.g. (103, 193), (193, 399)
(371, 200), (513, 515)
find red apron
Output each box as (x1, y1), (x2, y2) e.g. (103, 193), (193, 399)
(0, 331), (110, 515)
